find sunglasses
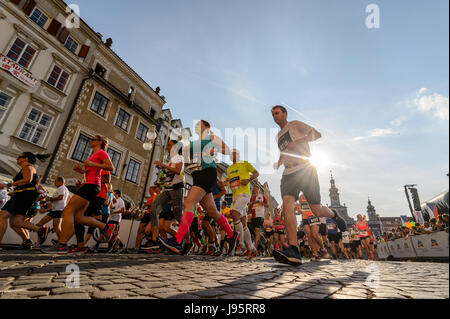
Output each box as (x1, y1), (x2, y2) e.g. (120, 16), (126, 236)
(90, 138), (102, 142)
(17, 155), (26, 159)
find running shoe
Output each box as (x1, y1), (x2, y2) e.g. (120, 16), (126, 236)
(181, 242), (193, 255)
(205, 245), (216, 255)
(192, 237), (202, 248)
(37, 226), (49, 245)
(67, 246), (87, 254)
(146, 239), (160, 250)
(331, 208), (347, 232)
(226, 231), (240, 256)
(51, 239), (59, 246)
(42, 243), (70, 254)
(159, 237), (182, 254)
(272, 245), (302, 267)
(235, 246), (247, 256)
(247, 248), (258, 259)
(101, 223), (115, 242)
(21, 239), (33, 250)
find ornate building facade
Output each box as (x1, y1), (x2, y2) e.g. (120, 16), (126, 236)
(328, 172), (355, 227)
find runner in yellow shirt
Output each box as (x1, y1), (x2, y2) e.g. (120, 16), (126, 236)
(226, 149), (259, 257)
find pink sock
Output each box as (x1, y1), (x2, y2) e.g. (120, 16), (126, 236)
(217, 214), (234, 239)
(175, 212), (194, 244)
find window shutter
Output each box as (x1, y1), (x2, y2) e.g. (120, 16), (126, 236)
(22, 0), (36, 16)
(47, 19), (62, 37)
(58, 27), (69, 44)
(10, 0), (21, 5)
(78, 44), (90, 58)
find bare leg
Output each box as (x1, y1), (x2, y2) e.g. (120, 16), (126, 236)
(0, 210), (11, 243)
(52, 218), (62, 239)
(59, 196), (89, 244)
(281, 195), (298, 247)
(310, 204), (334, 218)
(10, 215), (40, 232)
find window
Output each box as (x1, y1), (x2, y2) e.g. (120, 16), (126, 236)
(115, 109), (130, 131)
(29, 8), (48, 28)
(136, 123), (149, 142)
(71, 133), (92, 162)
(0, 92), (12, 122)
(64, 36), (78, 54)
(90, 92), (108, 116)
(107, 148), (121, 176)
(125, 159), (140, 183)
(18, 108), (52, 145)
(149, 108), (156, 118)
(6, 38), (36, 69)
(47, 65), (70, 91)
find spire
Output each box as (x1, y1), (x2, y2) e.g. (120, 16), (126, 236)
(329, 170), (340, 206)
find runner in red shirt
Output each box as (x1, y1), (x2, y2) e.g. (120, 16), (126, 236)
(249, 187), (269, 255)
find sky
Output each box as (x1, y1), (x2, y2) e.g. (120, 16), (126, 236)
(73, 0), (449, 218)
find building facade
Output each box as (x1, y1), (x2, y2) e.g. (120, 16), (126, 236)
(0, 0), (99, 177)
(366, 197), (382, 237)
(43, 33), (166, 206)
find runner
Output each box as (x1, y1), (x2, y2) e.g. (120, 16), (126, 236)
(132, 186), (159, 253)
(142, 185), (161, 249)
(226, 149), (259, 258)
(42, 135), (115, 253)
(148, 140), (185, 249)
(0, 152), (50, 251)
(90, 181), (114, 253)
(356, 214), (374, 260)
(319, 217), (330, 258)
(326, 218), (341, 259)
(207, 178), (226, 255)
(107, 189), (125, 253)
(341, 229), (351, 259)
(35, 177), (69, 245)
(272, 208), (286, 251)
(263, 212), (274, 256)
(271, 105), (347, 266)
(298, 194), (323, 261)
(159, 120), (239, 255)
(350, 225), (362, 259)
(249, 187), (268, 256)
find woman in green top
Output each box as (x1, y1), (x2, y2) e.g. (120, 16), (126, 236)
(160, 120), (240, 255)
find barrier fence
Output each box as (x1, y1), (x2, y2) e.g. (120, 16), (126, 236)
(376, 231), (449, 259)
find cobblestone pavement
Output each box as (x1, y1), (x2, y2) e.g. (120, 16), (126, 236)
(0, 251), (448, 299)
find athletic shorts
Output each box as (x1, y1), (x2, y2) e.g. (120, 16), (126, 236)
(351, 240), (361, 251)
(141, 213), (151, 224)
(101, 214), (109, 224)
(265, 230), (274, 237)
(3, 192), (38, 216)
(160, 208), (174, 221)
(280, 164), (321, 204)
(26, 208), (38, 218)
(252, 217), (264, 229)
(343, 243), (350, 249)
(319, 223), (327, 236)
(360, 236), (370, 240)
(192, 167), (217, 193)
(328, 233), (341, 243)
(76, 184), (101, 203)
(232, 193), (250, 217)
(48, 210), (63, 219)
(304, 216), (320, 226)
(85, 197), (105, 217)
(275, 228), (285, 235)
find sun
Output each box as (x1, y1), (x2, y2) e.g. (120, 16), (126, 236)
(309, 150), (331, 172)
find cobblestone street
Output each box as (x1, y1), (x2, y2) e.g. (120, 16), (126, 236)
(0, 251), (448, 299)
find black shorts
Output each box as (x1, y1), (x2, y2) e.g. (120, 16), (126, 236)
(265, 230), (274, 237)
(3, 191), (38, 216)
(160, 208), (174, 221)
(319, 223), (327, 236)
(26, 208), (39, 218)
(75, 184), (101, 203)
(101, 214), (109, 224)
(304, 216), (320, 226)
(141, 213), (151, 224)
(192, 167), (217, 193)
(85, 197), (105, 217)
(275, 229), (285, 235)
(280, 163), (321, 204)
(328, 233), (341, 243)
(48, 210), (63, 219)
(252, 217), (264, 229)
(344, 243), (350, 249)
(350, 240), (361, 251)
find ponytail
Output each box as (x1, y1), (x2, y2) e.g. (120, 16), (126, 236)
(23, 152), (50, 164)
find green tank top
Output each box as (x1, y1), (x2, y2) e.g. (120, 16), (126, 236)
(186, 136), (216, 172)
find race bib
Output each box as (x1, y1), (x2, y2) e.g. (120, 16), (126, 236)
(253, 203), (261, 208)
(308, 216), (320, 224)
(360, 230), (368, 237)
(229, 176), (241, 190)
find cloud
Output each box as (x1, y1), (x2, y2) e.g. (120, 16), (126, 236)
(390, 115), (407, 127)
(414, 88), (449, 120)
(351, 127), (399, 142)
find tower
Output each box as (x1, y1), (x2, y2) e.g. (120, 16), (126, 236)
(366, 197), (382, 237)
(328, 171), (354, 226)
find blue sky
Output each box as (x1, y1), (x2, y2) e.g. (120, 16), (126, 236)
(75, 0), (449, 218)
